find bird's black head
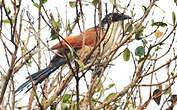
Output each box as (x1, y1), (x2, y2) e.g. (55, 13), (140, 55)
(101, 13), (131, 25)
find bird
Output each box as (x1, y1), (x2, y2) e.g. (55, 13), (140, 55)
(15, 12), (131, 93)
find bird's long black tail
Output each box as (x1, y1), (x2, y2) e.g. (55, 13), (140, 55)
(15, 55), (67, 93)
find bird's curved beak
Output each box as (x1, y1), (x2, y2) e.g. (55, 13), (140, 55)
(101, 13), (131, 25)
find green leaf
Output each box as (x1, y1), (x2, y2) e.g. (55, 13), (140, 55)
(134, 24), (144, 40)
(50, 16), (62, 40)
(2, 19), (15, 24)
(69, 1), (76, 8)
(6, 7), (11, 15)
(26, 59), (32, 65)
(151, 19), (155, 25)
(62, 94), (71, 103)
(123, 48), (131, 61)
(104, 93), (117, 101)
(50, 34), (58, 40)
(66, 21), (72, 32)
(33, 2), (40, 8)
(171, 70), (175, 76)
(164, 84), (171, 95)
(155, 46), (162, 51)
(125, 23), (133, 33)
(135, 46), (145, 57)
(61, 103), (69, 110)
(151, 21), (167, 27)
(50, 17), (61, 29)
(152, 89), (162, 105)
(67, 44), (74, 58)
(33, 0), (47, 8)
(105, 83), (115, 90)
(75, 59), (85, 70)
(92, 0), (99, 6)
(2, 19), (11, 24)
(135, 29), (143, 40)
(172, 11), (176, 25)
(42, 0), (48, 4)
(95, 80), (103, 92)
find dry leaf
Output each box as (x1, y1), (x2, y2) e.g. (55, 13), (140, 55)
(155, 30), (163, 38)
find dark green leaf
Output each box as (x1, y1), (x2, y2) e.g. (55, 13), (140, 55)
(69, 1), (76, 8)
(151, 22), (167, 27)
(50, 18), (61, 40)
(125, 23), (133, 33)
(153, 89), (162, 105)
(171, 70), (175, 76)
(135, 46), (145, 57)
(155, 46), (162, 51)
(6, 7), (11, 15)
(42, 0), (48, 4)
(123, 48), (131, 61)
(25, 58), (32, 66)
(135, 29), (143, 40)
(164, 84), (171, 95)
(62, 94), (71, 103)
(172, 11), (176, 25)
(92, 0), (99, 6)
(50, 34), (58, 40)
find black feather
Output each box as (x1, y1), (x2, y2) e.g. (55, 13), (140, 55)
(15, 55), (67, 93)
